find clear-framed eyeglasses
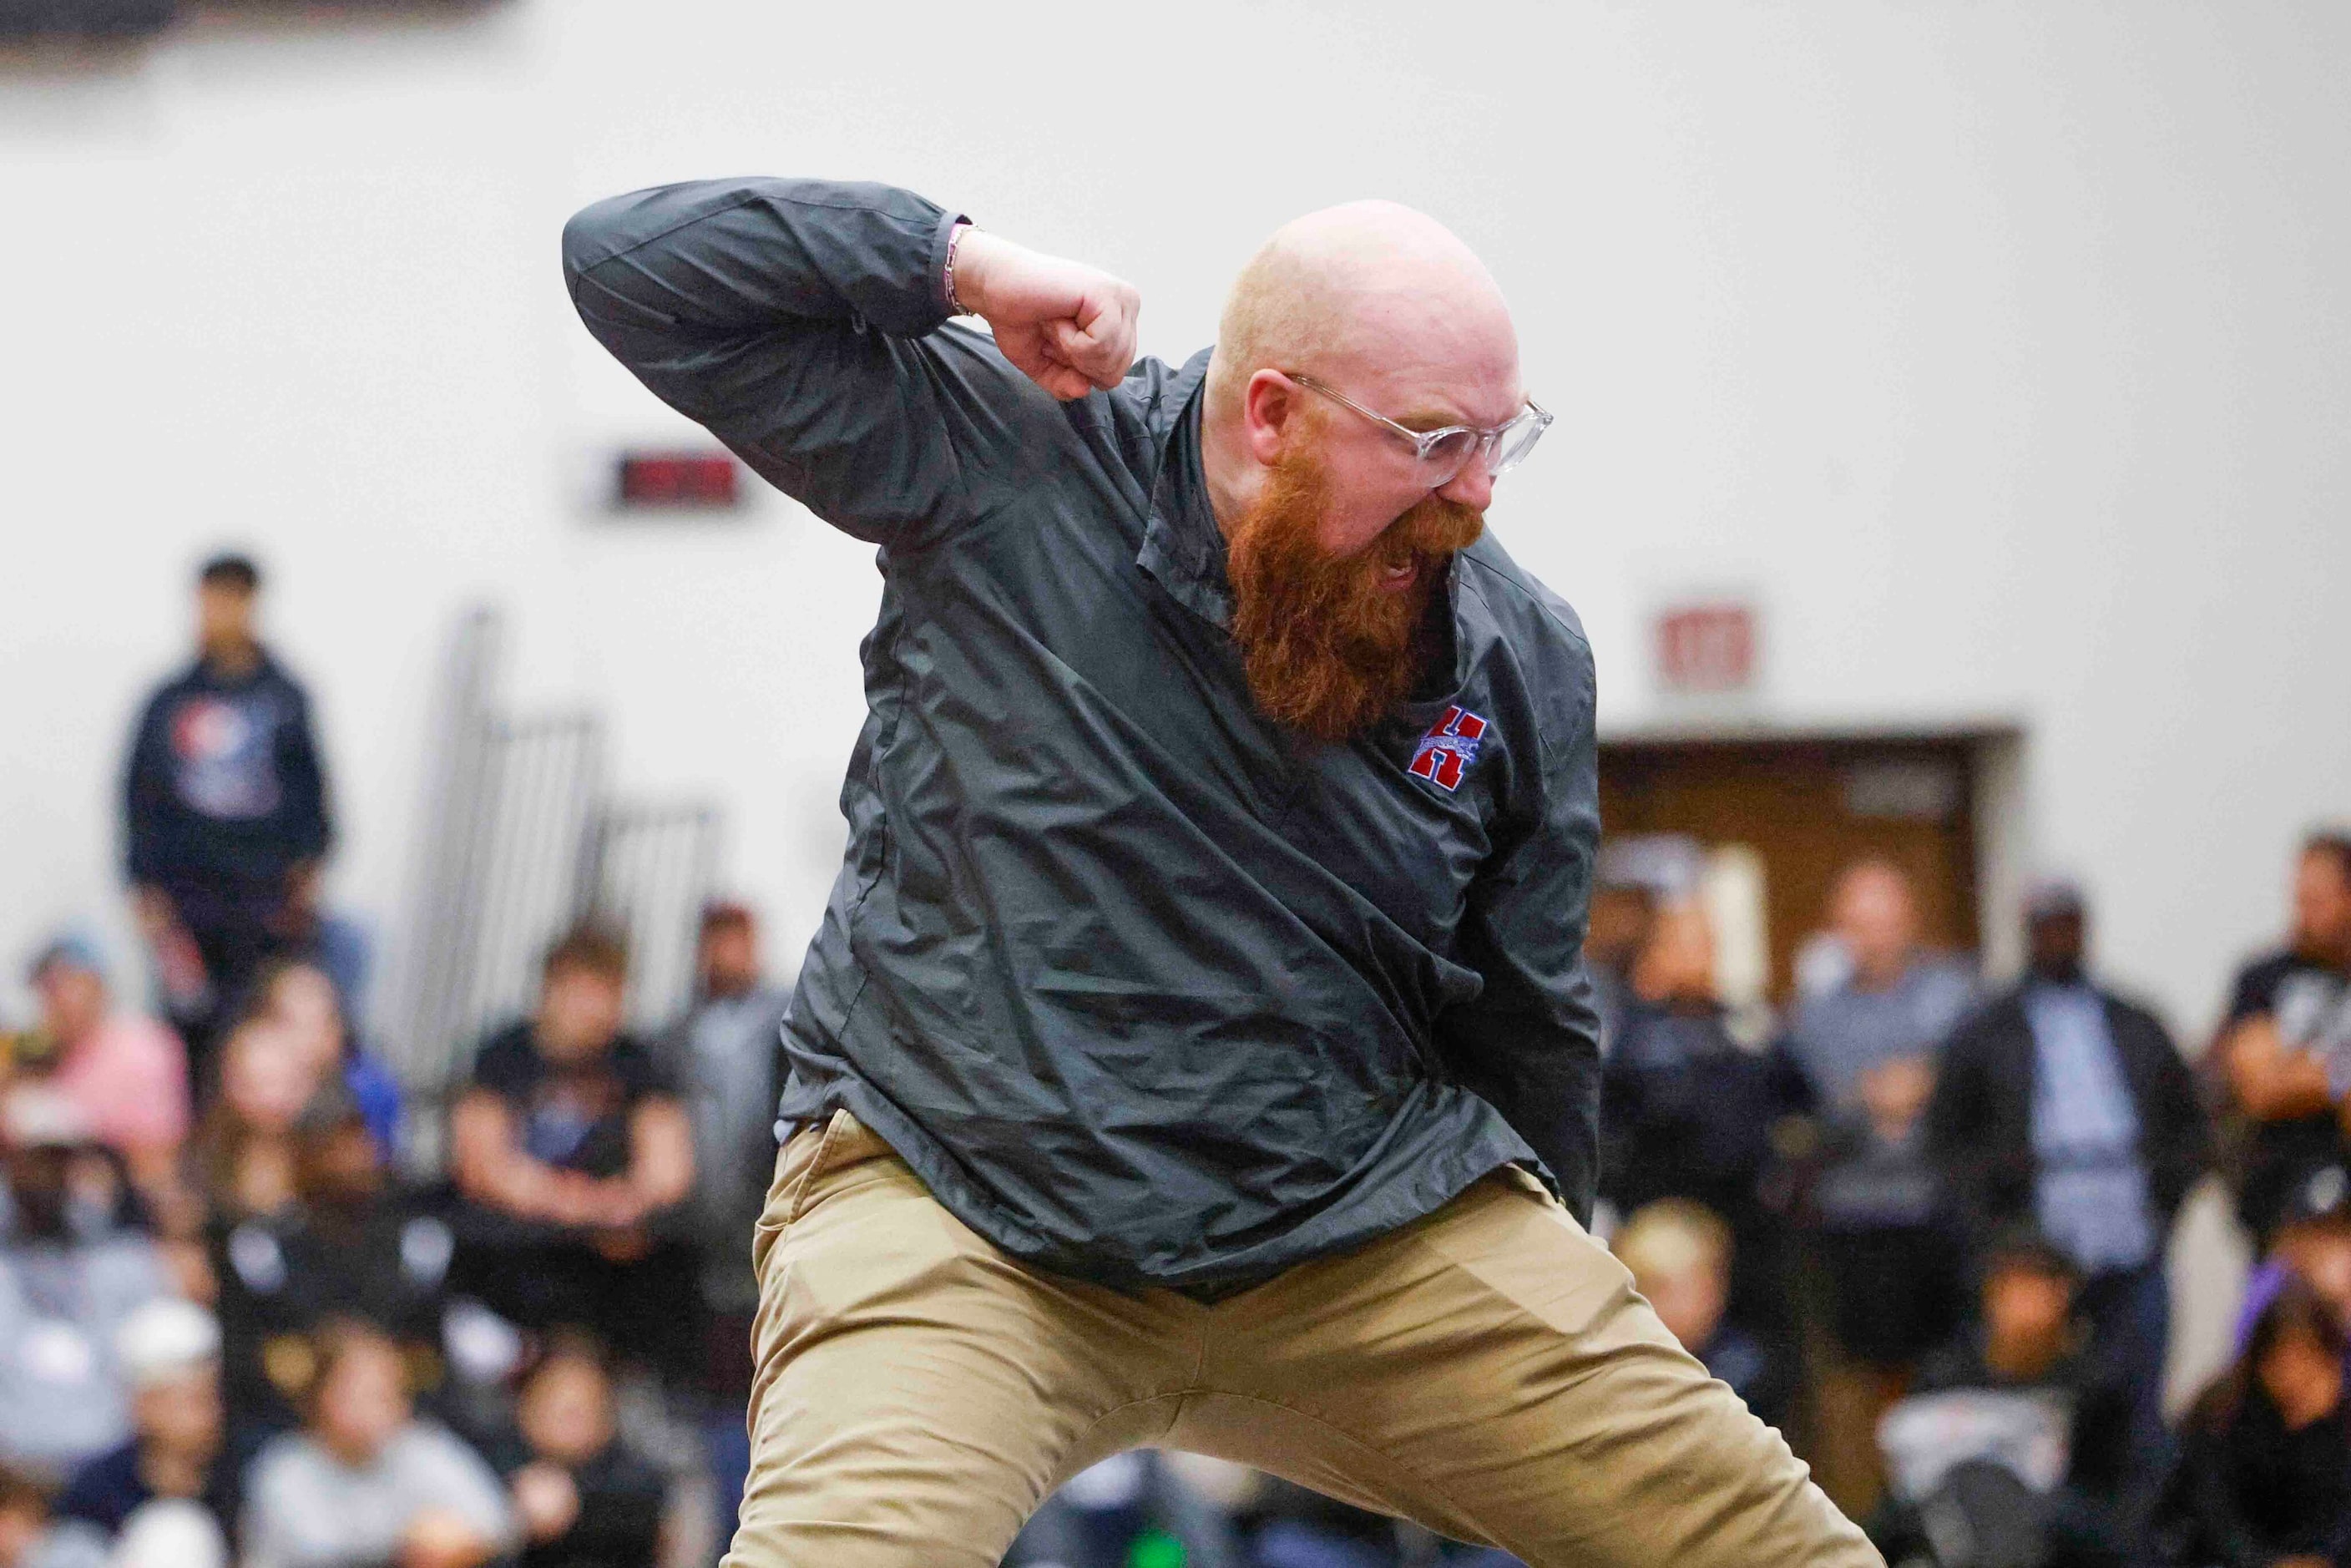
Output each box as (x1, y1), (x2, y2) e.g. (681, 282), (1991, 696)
(1288, 372), (1553, 484)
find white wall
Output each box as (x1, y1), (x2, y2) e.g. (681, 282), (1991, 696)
(3, 0), (2346, 1035)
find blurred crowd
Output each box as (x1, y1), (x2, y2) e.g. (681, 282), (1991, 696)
(2, 554), (2347, 1568)
(1581, 834), (2351, 1568)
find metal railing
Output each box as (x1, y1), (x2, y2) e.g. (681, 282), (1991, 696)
(386, 608), (721, 1161)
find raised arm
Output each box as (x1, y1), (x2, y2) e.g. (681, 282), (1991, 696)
(562, 179), (1136, 550)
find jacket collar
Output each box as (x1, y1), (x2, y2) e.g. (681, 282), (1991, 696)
(1135, 351), (1473, 728)
(1135, 352), (1234, 628)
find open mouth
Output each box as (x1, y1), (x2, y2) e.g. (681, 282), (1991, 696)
(1378, 558), (1420, 594)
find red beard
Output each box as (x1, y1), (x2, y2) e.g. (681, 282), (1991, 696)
(1226, 445), (1484, 743)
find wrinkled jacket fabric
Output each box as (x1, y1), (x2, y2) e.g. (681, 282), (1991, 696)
(564, 178), (1602, 1292)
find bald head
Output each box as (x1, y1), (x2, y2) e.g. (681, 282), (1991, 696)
(1206, 201), (1519, 427)
(1197, 203), (1528, 741)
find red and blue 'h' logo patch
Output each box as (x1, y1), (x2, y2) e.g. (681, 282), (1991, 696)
(1408, 706), (1488, 792)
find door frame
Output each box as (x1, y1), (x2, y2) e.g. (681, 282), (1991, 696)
(1595, 718), (2030, 983)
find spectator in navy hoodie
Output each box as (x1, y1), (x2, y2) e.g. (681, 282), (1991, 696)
(123, 554), (332, 1068)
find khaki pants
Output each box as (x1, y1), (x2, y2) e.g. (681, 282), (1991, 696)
(728, 1113), (1879, 1568)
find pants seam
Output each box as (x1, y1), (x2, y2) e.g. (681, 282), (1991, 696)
(1066, 1387), (1201, 1456)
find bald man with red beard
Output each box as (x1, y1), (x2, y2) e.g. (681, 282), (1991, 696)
(564, 180), (1877, 1567)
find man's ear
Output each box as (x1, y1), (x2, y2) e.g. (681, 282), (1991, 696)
(1242, 369), (1301, 468)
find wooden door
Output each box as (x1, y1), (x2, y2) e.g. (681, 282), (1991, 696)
(1597, 736), (1985, 1004)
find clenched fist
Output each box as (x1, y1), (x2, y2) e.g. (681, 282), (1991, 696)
(952, 225), (1141, 401)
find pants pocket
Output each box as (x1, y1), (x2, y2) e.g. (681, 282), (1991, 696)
(756, 1111), (846, 1240)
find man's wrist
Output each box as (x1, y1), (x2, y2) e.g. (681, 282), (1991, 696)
(946, 222), (982, 317)
(949, 225), (1008, 320)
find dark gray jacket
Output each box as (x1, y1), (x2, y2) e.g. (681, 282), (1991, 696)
(563, 178), (1602, 1292)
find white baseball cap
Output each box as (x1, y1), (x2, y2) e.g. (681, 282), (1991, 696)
(116, 1298), (221, 1385)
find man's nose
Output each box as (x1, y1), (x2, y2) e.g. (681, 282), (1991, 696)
(1436, 453), (1494, 512)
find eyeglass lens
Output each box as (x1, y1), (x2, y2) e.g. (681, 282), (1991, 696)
(1421, 411), (1545, 482)
(1488, 413), (1546, 478)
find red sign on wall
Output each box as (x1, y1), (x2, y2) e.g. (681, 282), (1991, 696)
(614, 450), (741, 510)
(1655, 601), (1758, 693)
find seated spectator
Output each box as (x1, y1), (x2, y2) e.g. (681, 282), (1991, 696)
(249, 959), (402, 1161)
(1585, 839), (1676, 1059)
(1929, 880), (2206, 1481)
(2161, 1279), (2351, 1568)
(124, 552), (334, 1069)
(241, 1318), (513, 1568)
(1614, 1198), (1797, 1435)
(56, 1299), (261, 1551)
(213, 1105), (454, 1431)
(15, 938), (190, 1216)
(1874, 1232), (2136, 1568)
(656, 903), (790, 1535)
(1600, 899), (1813, 1333)
(2217, 831), (2351, 1247)
(192, 1014), (326, 1227)
(0, 1093), (174, 1480)
(2233, 1162), (2351, 1351)
(447, 926), (697, 1387)
(490, 1337), (666, 1568)
(1789, 858), (1975, 1514)
(0, 1466), (106, 1568)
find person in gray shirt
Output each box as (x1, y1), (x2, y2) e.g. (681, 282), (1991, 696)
(657, 902), (791, 1545)
(240, 1320), (512, 1568)
(660, 903), (791, 1331)
(1792, 858), (1976, 1504)
(564, 178), (1875, 1567)
(1791, 859), (1977, 1124)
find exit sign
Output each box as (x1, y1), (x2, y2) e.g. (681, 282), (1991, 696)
(1655, 600), (1758, 694)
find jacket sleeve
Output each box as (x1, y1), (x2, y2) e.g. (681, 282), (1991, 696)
(1436, 641), (1603, 1224)
(562, 178), (1056, 551)
(2129, 1002), (2211, 1225)
(122, 689), (172, 884)
(279, 680), (332, 862)
(1924, 1014), (1991, 1192)
(1924, 1004), (2043, 1240)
